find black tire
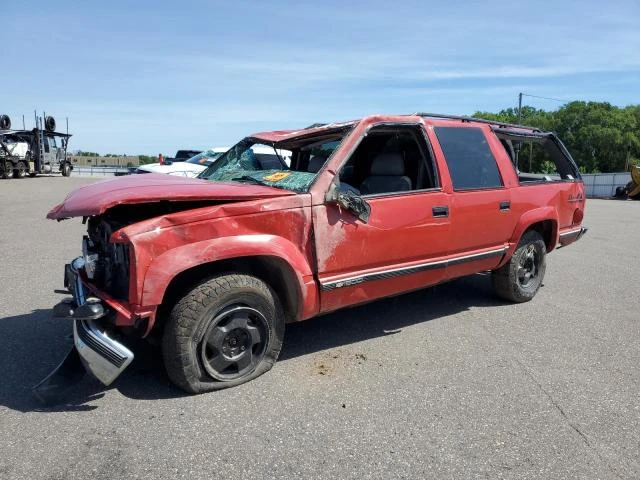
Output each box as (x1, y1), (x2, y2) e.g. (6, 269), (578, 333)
(1, 161), (13, 179)
(0, 114), (11, 130)
(15, 161), (27, 178)
(492, 230), (547, 303)
(45, 116), (56, 132)
(61, 162), (71, 177)
(162, 274), (285, 393)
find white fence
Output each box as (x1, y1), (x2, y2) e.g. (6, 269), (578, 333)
(581, 172), (631, 198)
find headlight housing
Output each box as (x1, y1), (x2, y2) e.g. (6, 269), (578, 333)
(82, 236), (100, 280)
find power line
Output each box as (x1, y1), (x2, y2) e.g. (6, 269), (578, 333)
(520, 92), (571, 104)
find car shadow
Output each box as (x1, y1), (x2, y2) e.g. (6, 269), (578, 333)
(0, 274), (504, 412)
(279, 273), (502, 361)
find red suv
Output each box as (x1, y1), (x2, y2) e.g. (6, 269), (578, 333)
(37, 114), (587, 400)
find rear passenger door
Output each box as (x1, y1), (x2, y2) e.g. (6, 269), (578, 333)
(430, 125), (516, 278)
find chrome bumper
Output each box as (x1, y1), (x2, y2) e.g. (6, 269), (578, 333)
(73, 318), (134, 385)
(558, 226), (588, 246)
(62, 257), (134, 386)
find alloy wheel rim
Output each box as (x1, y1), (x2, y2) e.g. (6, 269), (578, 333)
(517, 244), (539, 288)
(200, 305), (268, 381)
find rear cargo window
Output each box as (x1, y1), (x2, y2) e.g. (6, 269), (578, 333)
(434, 127), (502, 190)
(493, 131), (580, 183)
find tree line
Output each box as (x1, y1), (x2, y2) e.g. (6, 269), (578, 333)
(474, 102), (640, 173)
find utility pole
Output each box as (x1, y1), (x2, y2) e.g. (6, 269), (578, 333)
(514, 92), (523, 169)
(517, 92), (523, 123)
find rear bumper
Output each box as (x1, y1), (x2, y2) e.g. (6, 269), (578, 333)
(558, 226), (588, 247)
(58, 257), (134, 385)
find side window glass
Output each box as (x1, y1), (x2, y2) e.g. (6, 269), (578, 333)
(49, 136), (57, 149)
(434, 127), (502, 190)
(43, 136), (50, 153)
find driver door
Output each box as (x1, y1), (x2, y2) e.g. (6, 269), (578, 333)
(313, 123), (451, 313)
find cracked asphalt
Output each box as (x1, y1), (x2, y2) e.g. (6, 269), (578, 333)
(0, 177), (638, 479)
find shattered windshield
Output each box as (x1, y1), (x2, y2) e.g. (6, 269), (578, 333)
(199, 140), (315, 193)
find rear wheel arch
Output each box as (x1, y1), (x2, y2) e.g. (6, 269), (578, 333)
(154, 255), (302, 336)
(509, 208), (559, 254)
(523, 219), (557, 252)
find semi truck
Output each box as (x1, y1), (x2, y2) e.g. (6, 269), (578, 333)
(0, 113), (72, 178)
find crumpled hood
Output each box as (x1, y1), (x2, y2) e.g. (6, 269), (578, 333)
(47, 173), (295, 219)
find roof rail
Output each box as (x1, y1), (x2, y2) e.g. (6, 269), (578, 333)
(416, 112), (543, 132)
(304, 123), (327, 129)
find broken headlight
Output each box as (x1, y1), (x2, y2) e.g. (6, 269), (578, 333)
(82, 235), (100, 280)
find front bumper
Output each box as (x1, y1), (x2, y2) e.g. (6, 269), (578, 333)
(61, 257), (134, 385)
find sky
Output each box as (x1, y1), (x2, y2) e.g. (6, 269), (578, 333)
(3, 0), (639, 154)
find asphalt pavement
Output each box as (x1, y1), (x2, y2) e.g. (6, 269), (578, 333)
(0, 176), (638, 479)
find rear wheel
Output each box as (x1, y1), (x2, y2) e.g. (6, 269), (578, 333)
(2, 161), (14, 179)
(162, 274), (284, 393)
(15, 161), (27, 178)
(492, 230), (546, 303)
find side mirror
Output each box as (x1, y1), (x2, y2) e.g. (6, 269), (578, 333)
(339, 191), (371, 223)
(326, 180), (371, 223)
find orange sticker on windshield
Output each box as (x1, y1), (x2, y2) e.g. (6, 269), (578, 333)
(263, 172), (291, 182)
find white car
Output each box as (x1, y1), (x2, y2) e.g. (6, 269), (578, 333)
(136, 148), (229, 177)
(137, 146), (292, 178)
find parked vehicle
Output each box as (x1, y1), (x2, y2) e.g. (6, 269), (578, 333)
(171, 150), (202, 161)
(136, 148), (229, 177)
(36, 113), (587, 402)
(0, 114), (72, 178)
(614, 165), (640, 199)
(137, 146), (291, 177)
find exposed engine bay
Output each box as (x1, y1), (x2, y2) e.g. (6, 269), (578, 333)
(84, 216), (130, 300)
(81, 200), (226, 300)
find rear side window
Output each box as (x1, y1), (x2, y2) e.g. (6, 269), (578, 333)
(434, 127), (502, 190)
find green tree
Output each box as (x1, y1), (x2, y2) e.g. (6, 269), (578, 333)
(474, 101), (640, 173)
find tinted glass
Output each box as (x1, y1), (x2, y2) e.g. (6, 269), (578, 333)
(434, 127), (502, 190)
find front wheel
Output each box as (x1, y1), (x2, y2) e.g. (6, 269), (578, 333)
(162, 274), (284, 393)
(492, 230), (547, 303)
(61, 163), (71, 177)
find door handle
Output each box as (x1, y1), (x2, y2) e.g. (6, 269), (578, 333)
(499, 201), (510, 211)
(432, 205), (449, 217)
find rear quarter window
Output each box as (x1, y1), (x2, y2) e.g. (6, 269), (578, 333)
(434, 127), (502, 190)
